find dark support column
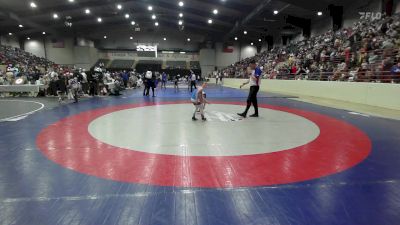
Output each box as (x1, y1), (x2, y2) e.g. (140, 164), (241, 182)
(257, 45), (262, 53)
(286, 15), (311, 38)
(383, 0), (394, 16)
(43, 37), (48, 59)
(266, 36), (273, 50)
(19, 38), (24, 50)
(282, 36), (289, 46)
(238, 42), (242, 61)
(329, 4), (343, 31)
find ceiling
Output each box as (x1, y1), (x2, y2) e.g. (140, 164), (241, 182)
(0, 0), (351, 43)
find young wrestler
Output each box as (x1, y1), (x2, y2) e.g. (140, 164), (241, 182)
(191, 82), (209, 121)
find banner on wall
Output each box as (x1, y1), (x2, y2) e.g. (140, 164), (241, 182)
(136, 44), (157, 58)
(101, 51), (199, 61)
(136, 45), (157, 52)
(51, 39), (65, 48)
(223, 43), (234, 53)
(223, 46), (234, 53)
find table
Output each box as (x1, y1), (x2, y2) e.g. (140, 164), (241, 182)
(0, 85), (46, 97)
(104, 82), (115, 90)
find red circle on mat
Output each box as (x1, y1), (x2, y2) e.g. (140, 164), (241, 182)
(36, 101), (371, 188)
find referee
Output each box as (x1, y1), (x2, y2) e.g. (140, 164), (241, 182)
(237, 60), (262, 118)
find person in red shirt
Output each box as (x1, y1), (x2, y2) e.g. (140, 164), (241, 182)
(290, 65), (298, 79)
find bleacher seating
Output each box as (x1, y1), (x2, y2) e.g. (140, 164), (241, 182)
(93, 59), (110, 68)
(223, 13), (400, 83)
(190, 61), (200, 70)
(135, 60), (162, 73)
(166, 61), (187, 69)
(108, 60), (135, 70)
(0, 45), (54, 72)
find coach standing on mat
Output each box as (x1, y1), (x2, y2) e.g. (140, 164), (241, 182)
(237, 60), (262, 118)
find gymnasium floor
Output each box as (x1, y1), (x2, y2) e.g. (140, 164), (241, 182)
(0, 84), (399, 225)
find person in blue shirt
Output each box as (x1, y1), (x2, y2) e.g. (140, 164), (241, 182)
(390, 61), (400, 83)
(238, 60), (262, 118)
(161, 72), (167, 89)
(122, 71), (129, 87)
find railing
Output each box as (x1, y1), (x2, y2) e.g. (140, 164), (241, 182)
(222, 71), (399, 83)
(223, 45), (399, 83)
(267, 71), (400, 83)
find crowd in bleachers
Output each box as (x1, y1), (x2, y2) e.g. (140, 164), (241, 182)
(0, 45), (54, 71)
(0, 45), (138, 99)
(0, 45), (55, 85)
(190, 61), (201, 70)
(223, 13), (400, 83)
(0, 45), (202, 100)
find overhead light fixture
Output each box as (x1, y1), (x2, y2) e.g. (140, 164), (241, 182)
(103, 35), (107, 39)
(152, 14), (156, 20)
(42, 31), (46, 35)
(187, 38), (191, 42)
(243, 30), (247, 35)
(68, 0), (74, 2)
(213, 9), (218, 15)
(117, 4), (122, 10)
(27, 37), (31, 40)
(259, 38), (262, 42)
(131, 21), (135, 25)
(208, 19), (213, 24)
(317, 11), (323, 16)
(53, 13), (59, 19)
(125, 14), (130, 19)
(85, 9), (90, 14)
(178, 1), (184, 7)
(273, 10), (279, 15)
(155, 22), (159, 26)
(163, 37), (167, 41)
(251, 42), (254, 45)
(97, 17), (102, 22)
(19, 24), (24, 28)
(179, 13), (183, 17)
(130, 36), (133, 40)
(8, 33), (12, 36)
(148, 5), (153, 11)
(30, 2), (37, 8)
(178, 20), (183, 25)
(234, 37), (238, 40)
(180, 51), (186, 54)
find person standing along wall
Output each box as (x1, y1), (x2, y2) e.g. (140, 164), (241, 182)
(161, 72), (167, 89)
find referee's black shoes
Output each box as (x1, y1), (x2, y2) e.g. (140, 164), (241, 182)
(237, 113), (246, 118)
(237, 113), (259, 118)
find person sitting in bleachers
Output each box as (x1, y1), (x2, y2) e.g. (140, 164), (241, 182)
(221, 13), (400, 83)
(391, 61), (400, 83)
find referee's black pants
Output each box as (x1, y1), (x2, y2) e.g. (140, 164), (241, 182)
(244, 86), (259, 115)
(190, 81), (197, 92)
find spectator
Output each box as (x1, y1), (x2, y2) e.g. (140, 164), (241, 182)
(221, 13), (400, 83)
(390, 61), (400, 83)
